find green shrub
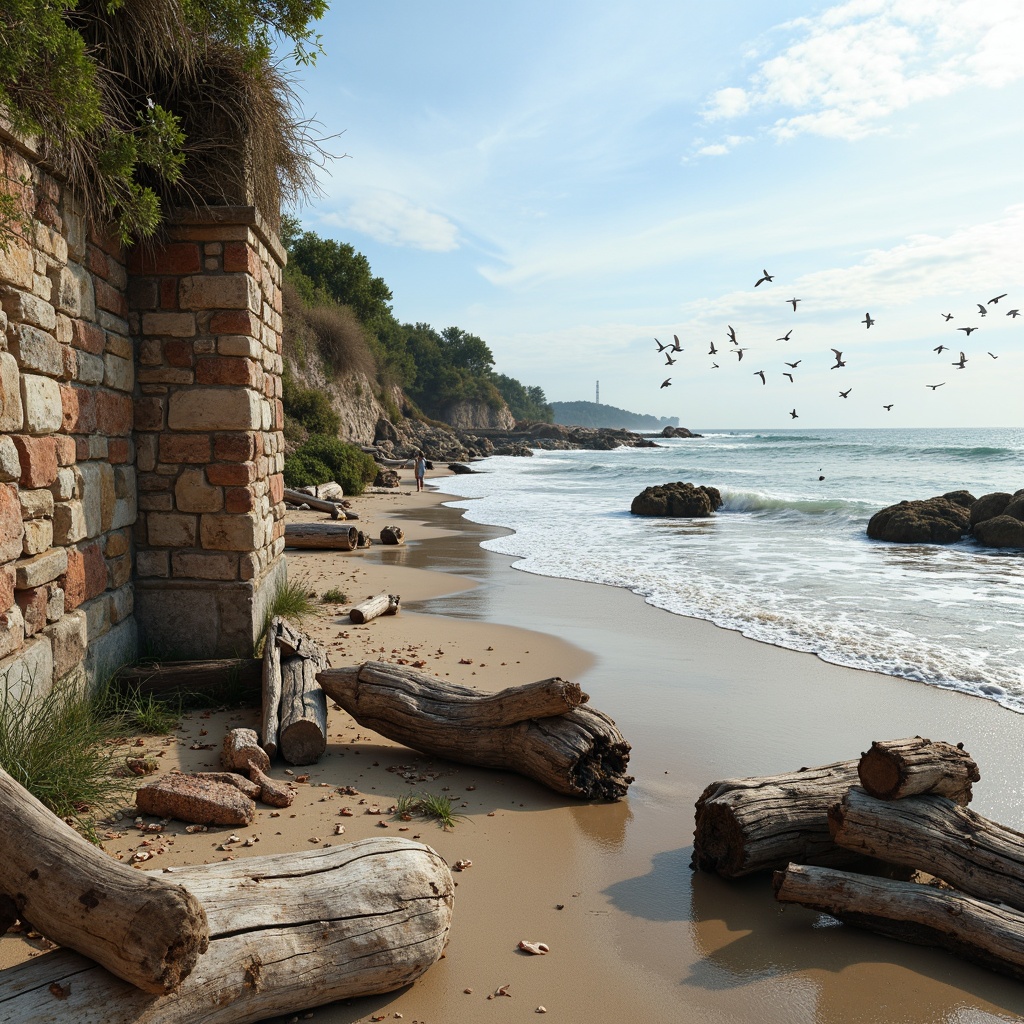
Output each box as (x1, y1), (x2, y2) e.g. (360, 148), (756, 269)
(281, 365), (340, 437)
(284, 434), (377, 496)
(283, 451), (332, 488)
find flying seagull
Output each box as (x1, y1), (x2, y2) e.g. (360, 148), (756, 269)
(777, 330), (792, 342)
(754, 370), (766, 385)
(787, 298), (801, 311)
(789, 409), (798, 419)
(862, 313), (874, 329)
(830, 348), (846, 369)
(727, 325), (738, 344)
(839, 388), (852, 398)
(671, 335), (683, 352)
(941, 313), (954, 321)
(783, 372), (794, 382)
(927, 383), (945, 390)
(655, 338), (668, 351)
(708, 341), (718, 355)
(977, 303), (988, 317)
(953, 352), (968, 368)
(989, 293), (1008, 305)
(734, 348), (747, 361)
(958, 326), (979, 335)
(711, 362), (719, 369)
(988, 352), (998, 359)
(1008, 309), (1021, 318)
(664, 353), (676, 366)
(883, 404), (894, 411)
(755, 269), (774, 287)
(660, 378), (672, 388)
(785, 360), (801, 368)
(933, 344), (948, 353)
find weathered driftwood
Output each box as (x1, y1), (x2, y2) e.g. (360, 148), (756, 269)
(278, 656), (328, 765)
(349, 593), (400, 624)
(136, 774), (256, 827)
(0, 839), (454, 1023)
(283, 487), (344, 513)
(275, 618), (327, 665)
(221, 728), (269, 773)
(857, 736), (979, 804)
(0, 765), (209, 994)
(830, 787), (1024, 913)
(247, 761), (294, 808)
(284, 522), (358, 550)
(318, 662), (631, 799)
(260, 618), (283, 758)
(773, 863), (1024, 983)
(379, 525), (405, 545)
(692, 758), (864, 877)
(114, 659), (261, 698)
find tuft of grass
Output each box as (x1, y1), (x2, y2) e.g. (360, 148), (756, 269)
(322, 587), (347, 604)
(391, 791), (469, 831)
(96, 683), (180, 736)
(258, 577), (316, 656)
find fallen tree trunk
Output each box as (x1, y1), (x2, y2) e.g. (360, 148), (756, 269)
(282, 488), (343, 514)
(114, 659), (261, 698)
(0, 839), (453, 1024)
(349, 593), (400, 624)
(0, 765), (208, 994)
(318, 662), (631, 799)
(284, 523), (358, 550)
(857, 737), (979, 804)
(278, 656), (328, 765)
(773, 863), (1024, 983)
(692, 759), (865, 878)
(830, 787), (1024, 912)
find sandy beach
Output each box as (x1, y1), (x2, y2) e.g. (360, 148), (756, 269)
(5, 464), (1024, 1024)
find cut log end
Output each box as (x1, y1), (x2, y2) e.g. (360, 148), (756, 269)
(569, 733), (633, 801)
(857, 747), (902, 800)
(691, 798), (746, 876)
(278, 720), (327, 766)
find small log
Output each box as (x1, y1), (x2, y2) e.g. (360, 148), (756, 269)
(275, 617), (327, 666)
(0, 839), (454, 1023)
(380, 525), (405, 545)
(830, 787), (1024, 913)
(221, 727), (270, 773)
(261, 618), (283, 758)
(193, 773), (262, 800)
(773, 863), (1024, 983)
(284, 522), (358, 550)
(0, 765), (209, 994)
(247, 761), (294, 808)
(283, 487), (344, 514)
(349, 593), (400, 624)
(136, 774), (256, 826)
(857, 736), (979, 804)
(114, 659), (261, 698)
(692, 759), (864, 878)
(278, 656), (328, 765)
(318, 662), (631, 799)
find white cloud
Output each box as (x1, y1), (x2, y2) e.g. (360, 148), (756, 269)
(322, 193), (460, 252)
(703, 86), (750, 121)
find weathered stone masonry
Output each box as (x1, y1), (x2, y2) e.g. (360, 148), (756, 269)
(0, 127), (286, 706)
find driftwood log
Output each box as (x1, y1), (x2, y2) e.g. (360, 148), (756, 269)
(692, 759), (865, 878)
(260, 618), (283, 758)
(0, 766), (208, 994)
(282, 487), (343, 514)
(379, 526), (404, 545)
(349, 593), (400, 624)
(773, 863), (1024, 983)
(284, 523), (358, 550)
(0, 839), (453, 1023)
(318, 662), (632, 799)
(114, 659), (261, 698)
(279, 656), (328, 765)
(830, 787), (1024, 913)
(857, 737), (979, 804)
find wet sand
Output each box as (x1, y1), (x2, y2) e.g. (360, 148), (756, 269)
(4, 469), (1024, 1023)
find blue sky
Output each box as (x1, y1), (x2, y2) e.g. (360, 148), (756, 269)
(288, 1), (1024, 428)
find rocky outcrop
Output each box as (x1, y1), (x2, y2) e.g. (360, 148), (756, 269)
(660, 426), (702, 438)
(631, 482), (723, 518)
(440, 400), (516, 431)
(971, 489), (1024, 548)
(969, 492), (1012, 528)
(866, 493), (975, 544)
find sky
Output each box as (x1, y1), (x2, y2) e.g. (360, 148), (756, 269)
(286, 1), (1024, 428)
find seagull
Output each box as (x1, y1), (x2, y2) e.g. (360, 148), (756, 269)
(988, 352), (998, 359)
(755, 268), (774, 287)
(655, 338), (669, 351)
(711, 362), (719, 369)
(727, 325), (738, 345)
(734, 348), (747, 361)
(787, 298), (801, 311)
(671, 335), (683, 352)
(839, 388), (852, 398)
(754, 370), (766, 385)
(1008, 309), (1021, 318)
(784, 360), (801, 368)
(777, 330), (792, 342)
(708, 341), (718, 355)
(664, 353), (676, 365)
(977, 303), (988, 317)
(862, 313), (874, 329)
(926, 383), (945, 390)
(933, 344), (948, 353)
(941, 313), (954, 321)
(953, 352), (967, 368)
(789, 409), (798, 419)
(989, 293), (1008, 305)
(883, 404), (894, 411)
(830, 348), (846, 369)
(660, 378), (672, 388)
(958, 326), (979, 335)
(783, 372), (794, 382)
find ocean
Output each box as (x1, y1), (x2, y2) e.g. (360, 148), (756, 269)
(440, 427), (1024, 712)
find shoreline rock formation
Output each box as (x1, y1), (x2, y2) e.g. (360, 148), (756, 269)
(867, 489), (1024, 548)
(630, 482), (723, 518)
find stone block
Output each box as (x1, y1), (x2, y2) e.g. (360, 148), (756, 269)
(93, 277), (127, 318)
(20, 374), (62, 434)
(200, 512), (258, 552)
(175, 466), (223, 513)
(0, 565), (13, 613)
(76, 462), (115, 538)
(45, 582), (64, 622)
(50, 466), (77, 501)
(207, 462), (255, 487)
(0, 606), (25, 661)
(11, 435), (57, 489)
(127, 277), (158, 310)
(139, 492), (173, 512)
(55, 262), (95, 319)
(171, 551), (239, 580)
(147, 512), (197, 547)
(0, 436), (21, 482)
(105, 331), (131, 359)
(0, 484), (24, 562)
(59, 383), (92, 433)
(142, 312), (197, 337)
(84, 616), (137, 685)
(54, 435), (75, 467)
(136, 549), (170, 577)
(213, 432), (255, 462)
(15, 547), (68, 589)
(70, 319), (104, 355)
(108, 437), (130, 464)
(159, 432), (210, 463)
(79, 540), (106, 602)
(135, 396), (164, 432)
(16, 585), (48, 637)
(224, 487), (255, 513)
(22, 519), (53, 557)
(97, 310), (128, 336)
(1, 286), (57, 332)
(54, 312), (72, 346)
(209, 310), (260, 336)
(73, 349), (105, 385)
(53, 499), (87, 546)
(103, 353), (134, 392)
(167, 388), (261, 431)
(105, 530), (130, 558)
(137, 367), (193, 385)
(109, 583), (133, 624)
(45, 610), (86, 679)
(0, 243), (34, 291)
(8, 323), (63, 378)
(107, 551), (132, 589)
(19, 488), (54, 520)
(114, 464), (135, 499)
(82, 594), (111, 642)
(195, 355), (259, 387)
(0, 351), (23, 432)
(217, 335), (261, 358)
(163, 339), (194, 367)
(179, 274), (259, 312)
(95, 390), (132, 434)
(0, 631), (53, 701)
(128, 243), (201, 276)
(34, 222), (66, 263)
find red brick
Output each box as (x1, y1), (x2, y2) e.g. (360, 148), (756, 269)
(196, 356), (258, 387)
(82, 540), (106, 601)
(71, 319), (105, 355)
(207, 462), (255, 486)
(160, 278), (178, 309)
(61, 547), (85, 609)
(16, 586), (48, 637)
(209, 310), (260, 336)
(85, 244), (109, 280)
(159, 433), (210, 463)
(269, 473), (283, 505)
(213, 433), (255, 462)
(60, 384), (96, 433)
(135, 396), (165, 432)
(224, 487), (255, 513)
(222, 242), (260, 277)
(12, 436), (58, 488)
(54, 435), (76, 466)
(94, 277), (127, 318)
(274, 399), (284, 430)
(127, 277), (158, 310)
(0, 565), (14, 613)
(163, 339), (194, 367)
(75, 437), (90, 461)
(272, 519), (285, 541)
(35, 200), (60, 228)
(95, 391), (132, 435)
(62, 346), (77, 380)
(128, 243), (201, 276)
(89, 224), (123, 259)
(253, 432), (264, 456)
(108, 437), (130, 464)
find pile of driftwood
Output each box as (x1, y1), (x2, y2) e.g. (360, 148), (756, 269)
(692, 736), (1024, 981)
(0, 765), (453, 1022)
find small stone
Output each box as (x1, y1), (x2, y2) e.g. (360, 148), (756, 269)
(536, 1007), (547, 1014)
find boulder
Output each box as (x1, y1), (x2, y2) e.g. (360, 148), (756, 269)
(631, 482), (723, 518)
(448, 462), (478, 475)
(1003, 495), (1024, 521)
(373, 468), (400, 488)
(942, 489), (977, 510)
(660, 426), (701, 438)
(974, 515), (1024, 549)
(135, 774), (256, 826)
(969, 492), (1012, 528)
(866, 496), (971, 544)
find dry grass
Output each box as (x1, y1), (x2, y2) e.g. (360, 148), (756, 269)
(283, 282), (378, 380)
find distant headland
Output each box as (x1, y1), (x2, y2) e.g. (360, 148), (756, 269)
(551, 400), (679, 431)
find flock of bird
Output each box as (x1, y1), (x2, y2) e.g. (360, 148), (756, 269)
(653, 270), (1017, 420)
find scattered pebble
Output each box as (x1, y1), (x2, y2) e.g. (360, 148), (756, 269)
(518, 940), (550, 955)
(536, 1007), (547, 1014)
(452, 859), (472, 871)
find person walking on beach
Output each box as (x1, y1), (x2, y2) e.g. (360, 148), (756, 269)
(414, 451), (427, 492)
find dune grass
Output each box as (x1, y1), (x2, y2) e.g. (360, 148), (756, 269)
(391, 791), (468, 831)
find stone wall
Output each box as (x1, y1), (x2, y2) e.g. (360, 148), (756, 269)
(0, 127), (286, 708)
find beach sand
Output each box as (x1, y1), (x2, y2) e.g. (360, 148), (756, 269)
(4, 464), (1024, 1023)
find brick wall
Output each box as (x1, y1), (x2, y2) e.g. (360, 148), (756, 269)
(0, 127), (286, 706)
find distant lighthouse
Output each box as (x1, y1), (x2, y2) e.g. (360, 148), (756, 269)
(595, 380), (600, 405)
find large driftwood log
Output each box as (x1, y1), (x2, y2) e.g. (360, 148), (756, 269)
(349, 593), (400, 624)
(0, 839), (453, 1023)
(278, 656), (328, 765)
(830, 787), (1024, 912)
(0, 766), (208, 994)
(284, 523), (358, 550)
(318, 662), (631, 799)
(115, 659), (261, 698)
(857, 736), (979, 804)
(773, 863), (1024, 983)
(282, 487), (343, 514)
(692, 759), (865, 878)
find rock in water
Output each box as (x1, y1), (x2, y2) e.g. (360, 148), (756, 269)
(866, 495), (973, 544)
(970, 492), (1013, 528)
(974, 515), (1024, 548)
(630, 482), (723, 517)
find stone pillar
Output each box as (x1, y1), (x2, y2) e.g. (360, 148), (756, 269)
(129, 208), (286, 658)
